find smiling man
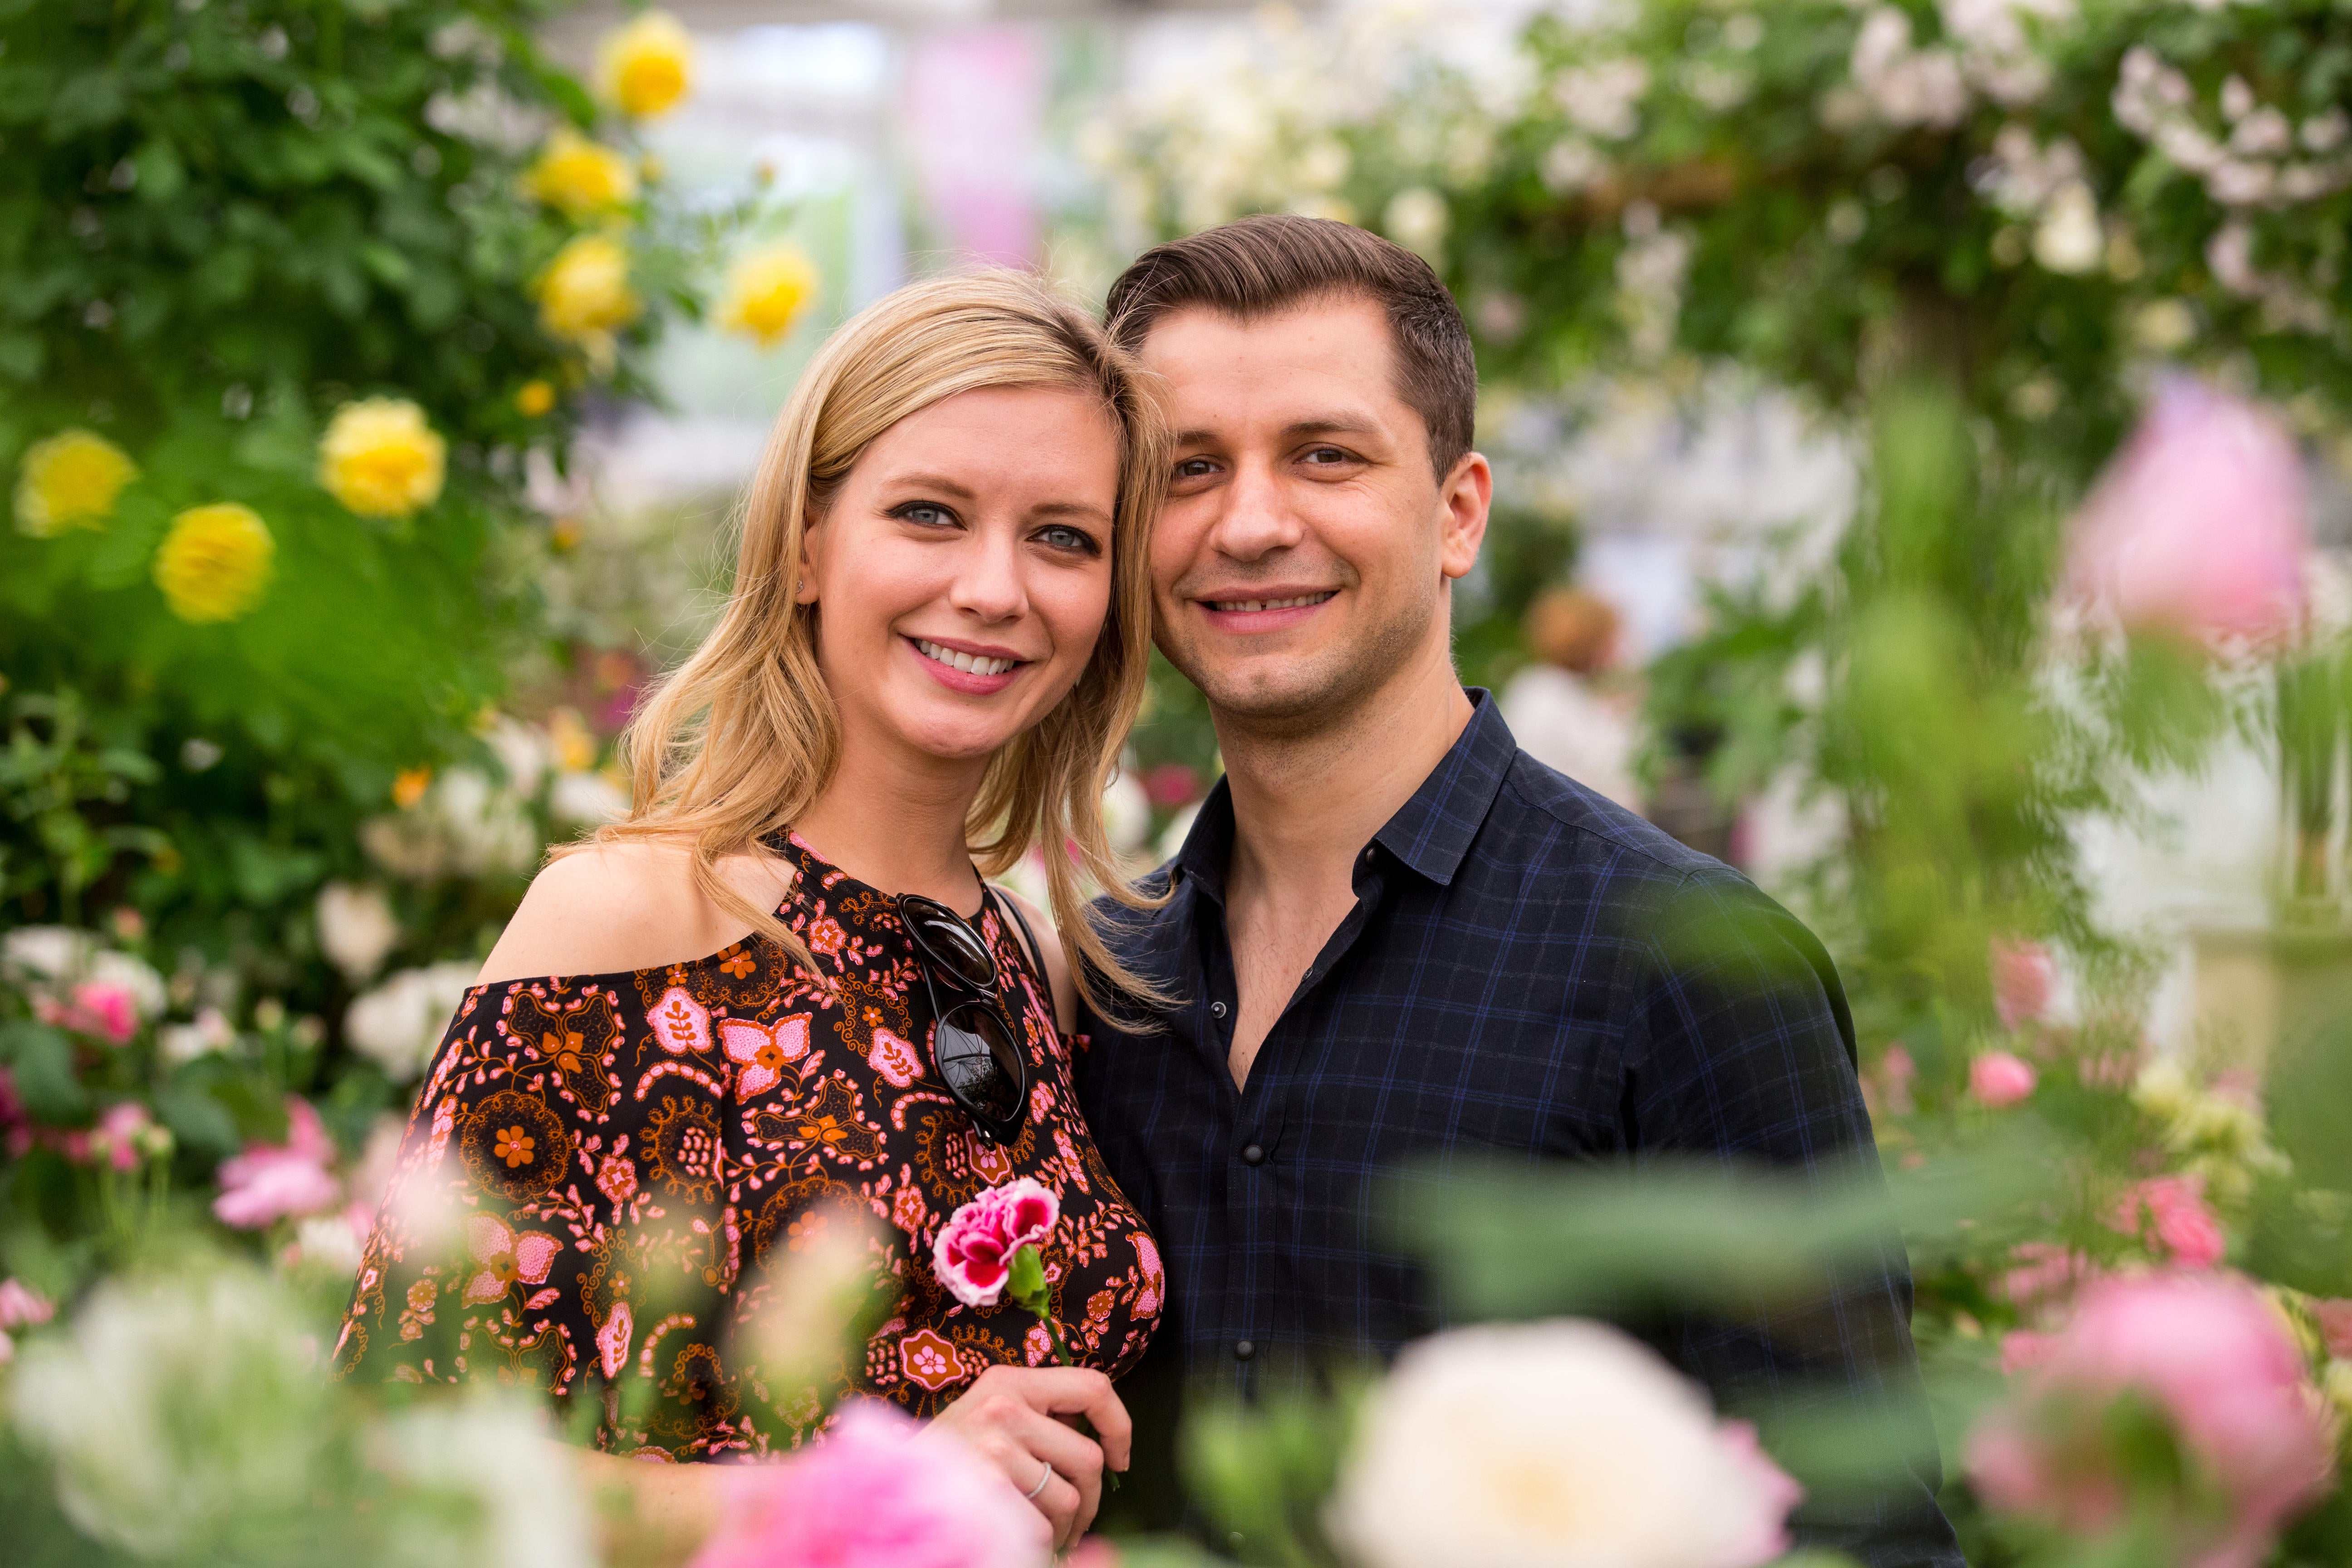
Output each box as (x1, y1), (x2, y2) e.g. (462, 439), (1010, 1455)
(1074, 216), (1961, 1564)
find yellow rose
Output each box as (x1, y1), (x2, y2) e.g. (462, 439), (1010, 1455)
(714, 242), (822, 350)
(318, 398), (447, 519)
(15, 429), (136, 536)
(524, 127), (638, 219)
(534, 234), (642, 360)
(516, 380), (556, 417)
(596, 11), (692, 119)
(154, 503), (274, 623)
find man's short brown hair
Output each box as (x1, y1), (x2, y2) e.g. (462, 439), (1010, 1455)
(1104, 215), (1477, 479)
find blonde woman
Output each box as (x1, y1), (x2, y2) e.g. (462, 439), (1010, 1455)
(335, 272), (1166, 1551)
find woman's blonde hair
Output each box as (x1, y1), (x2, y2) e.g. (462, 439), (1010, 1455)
(587, 270), (1168, 1008)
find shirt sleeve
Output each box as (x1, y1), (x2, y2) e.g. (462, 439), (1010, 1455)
(1622, 866), (1963, 1568)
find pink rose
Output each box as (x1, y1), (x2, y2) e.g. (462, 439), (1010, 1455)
(932, 1178), (1058, 1309)
(212, 1096), (343, 1230)
(1969, 1272), (2333, 1568)
(1969, 1050), (2038, 1108)
(90, 1100), (157, 1172)
(688, 1400), (1048, 1568)
(1989, 938), (2056, 1031)
(2109, 1174), (2226, 1269)
(2314, 1298), (2352, 1360)
(0, 1278), (55, 1331)
(40, 980), (141, 1044)
(2065, 377), (2310, 647)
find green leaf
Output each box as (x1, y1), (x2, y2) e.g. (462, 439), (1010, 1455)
(1006, 1243), (1047, 1308)
(154, 1082), (242, 1161)
(0, 1020), (89, 1123)
(132, 138), (187, 203)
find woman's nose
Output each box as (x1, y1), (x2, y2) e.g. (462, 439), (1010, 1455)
(947, 531), (1028, 622)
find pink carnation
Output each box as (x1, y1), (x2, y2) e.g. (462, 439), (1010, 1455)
(0, 1278), (55, 1331)
(212, 1096), (342, 1230)
(1990, 938), (2056, 1031)
(1969, 1272), (2333, 1568)
(2064, 377), (2310, 647)
(688, 1400), (1049, 1568)
(2109, 1174), (2227, 1270)
(933, 1178), (1058, 1309)
(1969, 1050), (2038, 1109)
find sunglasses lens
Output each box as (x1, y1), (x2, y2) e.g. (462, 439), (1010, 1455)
(934, 1002), (1024, 1127)
(900, 899), (997, 991)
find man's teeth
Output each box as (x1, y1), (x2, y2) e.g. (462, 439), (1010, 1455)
(1210, 593), (1334, 612)
(916, 639), (1019, 677)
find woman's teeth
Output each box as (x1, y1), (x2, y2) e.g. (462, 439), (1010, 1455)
(915, 639), (1019, 677)
(1210, 592), (1334, 612)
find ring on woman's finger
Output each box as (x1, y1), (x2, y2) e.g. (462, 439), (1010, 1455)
(1026, 1459), (1055, 1501)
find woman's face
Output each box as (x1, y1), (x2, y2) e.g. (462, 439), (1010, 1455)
(800, 384), (1121, 770)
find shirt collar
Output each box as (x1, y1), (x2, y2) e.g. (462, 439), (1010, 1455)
(1167, 688), (1516, 901)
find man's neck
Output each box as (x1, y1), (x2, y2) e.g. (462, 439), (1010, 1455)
(1218, 649), (1474, 907)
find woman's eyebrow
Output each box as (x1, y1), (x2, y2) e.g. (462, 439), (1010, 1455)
(879, 471), (980, 500)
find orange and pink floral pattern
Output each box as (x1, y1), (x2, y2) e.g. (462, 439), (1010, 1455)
(332, 835), (1160, 1459)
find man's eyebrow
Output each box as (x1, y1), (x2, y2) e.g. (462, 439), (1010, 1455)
(1170, 414), (1384, 448)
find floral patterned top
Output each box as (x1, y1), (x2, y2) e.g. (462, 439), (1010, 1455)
(333, 834), (1162, 1458)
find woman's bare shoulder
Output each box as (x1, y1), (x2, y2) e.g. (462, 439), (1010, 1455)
(998, 887), (1078, 1036)
(475, 838), (795, 987)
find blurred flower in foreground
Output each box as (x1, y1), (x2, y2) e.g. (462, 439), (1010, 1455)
(154, 502), (274, 622)
(344, 960), (477, 1081)
(715, 242), (822, 349)
(13, 428), (135, 536)
(2107, 1173), (2226, 1269)
(1327, 1320), (1801, 1568)
(0, 1276), (55, 1363)
(318, 398), (447, 519)
(213, 1096), (342, 1229)
(1970, 1049), (2038, 1107)
(1968, 1272), (2333, 1568)
(597, 10), (693, 119)
(2065, 378), (2309, 647)
(535, 232), (641, 365)
(316, 882), (402, 983)
(688, 1399), (1048, 1568)
(525, 126), (639, 218)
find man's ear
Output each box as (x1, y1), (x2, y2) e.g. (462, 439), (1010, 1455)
(1437, 451), (1493, 582)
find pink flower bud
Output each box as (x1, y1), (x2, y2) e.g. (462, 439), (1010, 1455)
(1989, 938), (2056, 1031)
(1970, 1050), (2039, 1109)
(2065, 377), (2310, 647)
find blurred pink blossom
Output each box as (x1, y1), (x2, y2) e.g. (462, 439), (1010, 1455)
(1990, 938), (2057, 1031)
(38, 980), (140, 1044)
(1865, 1044), (1916, 1118)
(213, 1097), (343, 1230)
(1970, 1050), (2039, 1108)
(687, 1399), (1048, 1568)
(0, 1068), (26, 1158)
(2002, 1242), (2094, 1313)
(1142, 763), (1203, 810)
(90, 1101), (154, 1172)
(1969, 1272), (2334, 1568)
(2315, 1298), (2352, 1360)
(2064, 378), (2310, 647)
(0, 1278), (55, 1330)
(1999, 1329), (2056, 1375)
(2110, 1174), (2227, 1269)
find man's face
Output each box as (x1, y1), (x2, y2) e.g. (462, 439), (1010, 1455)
(1137, 294), (1488, 733)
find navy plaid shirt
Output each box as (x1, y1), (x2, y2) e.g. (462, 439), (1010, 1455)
(1077, 692), (1960, 1565)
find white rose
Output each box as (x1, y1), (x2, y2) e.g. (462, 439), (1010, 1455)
(374, 1394), (592, 1568)
(344, 961), (480, 1081)
(86, 950), (167, 1019)
(315, 882), (402, 982)
(1326, 1320), (1801, 1568)
(2032, 181), (2104, 273)
(550, 768), (630, 827)
(2, 925), (91, 982)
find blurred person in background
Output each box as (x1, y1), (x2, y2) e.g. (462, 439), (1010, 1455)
(1077, 216), (1960, 1565)
(335, 272), (1168, 1557)
(1499, 584), (1644, 813)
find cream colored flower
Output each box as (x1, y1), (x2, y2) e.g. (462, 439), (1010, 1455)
(315, 882), (401, 983)
(713, 242), (822, 349)
(534, 234), (641, 362)
(153, 504), (274, 623)
(524, 127), (638, 219)
(1327, 1320), (1801, 1568)
(318, 398), (446, 519)
(15, 429), (136, 536)
(595, 11), (692, 119)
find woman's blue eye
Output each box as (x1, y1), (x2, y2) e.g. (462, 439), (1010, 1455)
(1038, 525), (1098, 554)
(896, 503), (955, 527)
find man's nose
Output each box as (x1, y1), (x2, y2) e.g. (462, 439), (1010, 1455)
(948, 531), (1028, 622)
(1208, 460), (1303, 563)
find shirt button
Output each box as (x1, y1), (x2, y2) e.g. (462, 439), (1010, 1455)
(1233, 1339), (1256, 1362)
(1210, 1000), (1228, 1019)
(1241, 1143), (1265, 1166)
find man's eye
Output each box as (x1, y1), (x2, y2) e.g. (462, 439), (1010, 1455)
(1036, 524), (1100, 555)
(893, 502), (957, 528)
(1173, 457), (1219, 480)
(1303, 446), (1350, 466)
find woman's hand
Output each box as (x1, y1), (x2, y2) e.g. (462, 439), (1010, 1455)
(924, 1365), (1132, 1548)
